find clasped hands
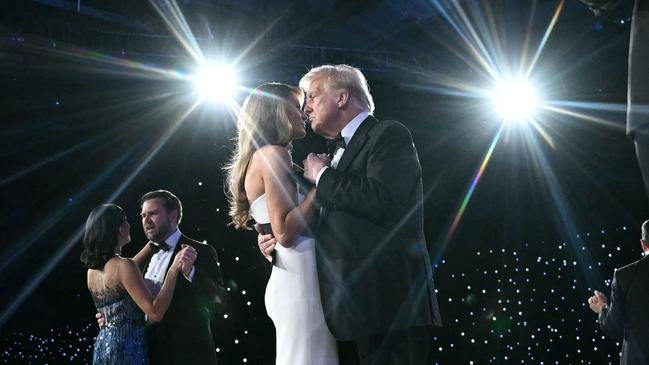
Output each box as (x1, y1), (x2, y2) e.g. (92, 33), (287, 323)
(303, 153), (331, 184)
(174, 244), (198, 277)
(96, 244), (197, 328)
(256, 153), (330, 262)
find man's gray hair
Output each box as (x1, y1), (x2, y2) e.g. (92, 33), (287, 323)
(299, 64), (375, 114)
(642, 220), (649, 242)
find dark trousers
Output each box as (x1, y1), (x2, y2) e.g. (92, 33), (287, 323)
(337, 326), (434, 365)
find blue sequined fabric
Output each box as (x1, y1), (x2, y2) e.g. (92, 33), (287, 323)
(91, 287), (148, 365)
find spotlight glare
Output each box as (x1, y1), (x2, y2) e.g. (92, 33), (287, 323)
(491, 79), (539, 122)
(194, 63), (238, 103)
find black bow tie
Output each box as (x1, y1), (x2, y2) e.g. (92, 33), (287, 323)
(151, 241), (170, 253)
(326, 134), (346, 156)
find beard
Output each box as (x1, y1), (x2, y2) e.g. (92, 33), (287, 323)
(145, 222), (171, 243)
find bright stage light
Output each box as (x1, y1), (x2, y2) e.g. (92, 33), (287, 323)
(490, 79), (539, 122)
(193, 63), (238, 103)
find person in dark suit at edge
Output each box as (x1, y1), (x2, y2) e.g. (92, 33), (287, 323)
(581, 3), (649, 362)
(588, 220), (649, 365)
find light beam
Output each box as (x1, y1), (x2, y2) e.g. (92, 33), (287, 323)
(193, 63), (239, 104)
(491, 78), (539, 122)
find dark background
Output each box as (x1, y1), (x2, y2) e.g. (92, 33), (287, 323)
(0, 0), (646, 364)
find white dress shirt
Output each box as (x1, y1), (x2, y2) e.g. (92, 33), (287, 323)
(143, 229), (194, 296)
(316, 111), (370, 185)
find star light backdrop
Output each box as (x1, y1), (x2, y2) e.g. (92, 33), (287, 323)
(0, 1), (646, 364)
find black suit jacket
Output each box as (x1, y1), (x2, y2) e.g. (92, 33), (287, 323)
(143, 234), (225, 365)
(315, 116), (442, 341)
(627, 0), (649, 137)
(599, 255), (649, 365)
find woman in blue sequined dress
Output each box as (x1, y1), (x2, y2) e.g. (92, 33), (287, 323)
(81, 204), (186, 365)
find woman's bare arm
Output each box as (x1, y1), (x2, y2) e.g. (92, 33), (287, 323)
(118, 253), (182, 322)
(258, 146), (317, 247)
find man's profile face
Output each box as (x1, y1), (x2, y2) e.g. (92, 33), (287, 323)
(305, 78), (340, 139)
(140, 198), (176, 243)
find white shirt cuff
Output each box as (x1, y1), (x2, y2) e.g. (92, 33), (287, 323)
(315, 166), (329, 186)
(184, 266), (195, 282)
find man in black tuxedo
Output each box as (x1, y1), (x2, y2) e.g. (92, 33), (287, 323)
(96, 190), (224, 363)
(293, 64), (441, 364)
(139, 189), (224, 365)
(588, 220), (649, 365)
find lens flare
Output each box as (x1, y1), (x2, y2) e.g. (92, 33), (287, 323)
(491, 79), (539, 122)
(194, 63), (238, 103)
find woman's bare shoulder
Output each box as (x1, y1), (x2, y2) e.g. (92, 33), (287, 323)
(252, 145), (292, 169)
(115, 256), (138, 271)
(256, 145), (290, 158)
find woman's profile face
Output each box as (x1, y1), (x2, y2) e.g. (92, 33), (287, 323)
(287, 92), (307, 140)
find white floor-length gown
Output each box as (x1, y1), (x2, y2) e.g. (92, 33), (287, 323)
(250, 194), (338, 365)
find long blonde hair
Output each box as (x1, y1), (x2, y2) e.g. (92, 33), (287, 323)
(224, 83), (302, 229)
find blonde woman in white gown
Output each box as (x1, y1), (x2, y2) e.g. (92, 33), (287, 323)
(224, 83), (338, 365)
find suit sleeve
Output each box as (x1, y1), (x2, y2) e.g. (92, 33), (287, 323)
(191, 244), (227, 314)
(317, 122), (420, 222)
(598, 272), (625, 340)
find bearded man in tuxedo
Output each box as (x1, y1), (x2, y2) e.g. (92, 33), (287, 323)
(98, 189), (224, 364)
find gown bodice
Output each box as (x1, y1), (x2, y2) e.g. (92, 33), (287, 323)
(90, 286), (148, 364)
(249, 193), (316, 273)
(91, 287), (144, 328)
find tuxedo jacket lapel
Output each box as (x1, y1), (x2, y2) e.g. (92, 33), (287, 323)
(335, 116), (376, 172)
